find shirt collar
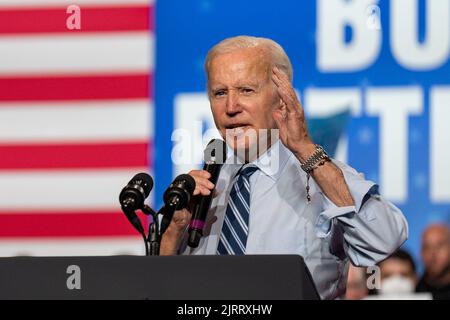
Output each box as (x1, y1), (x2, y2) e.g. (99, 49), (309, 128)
(252, 139), (292, 181)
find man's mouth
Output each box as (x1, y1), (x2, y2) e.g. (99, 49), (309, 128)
(225, 124), (250, 130)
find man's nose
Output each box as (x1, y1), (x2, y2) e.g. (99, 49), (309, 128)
(225, 91), (241, 115)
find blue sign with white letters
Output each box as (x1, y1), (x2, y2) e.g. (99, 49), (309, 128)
(155, 0), (450, 267)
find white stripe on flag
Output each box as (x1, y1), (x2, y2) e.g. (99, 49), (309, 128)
(0, 168), (150, 209)
(0, 100), (152, 143)
(0, 32), (153, 75)
(0, 237), (144, 256)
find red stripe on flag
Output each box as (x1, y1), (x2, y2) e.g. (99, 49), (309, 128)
(0, 73), (151, 101)
(0, 6), (153, 34)
(0, 211), (149, 237)
(0, 141), (151, 170)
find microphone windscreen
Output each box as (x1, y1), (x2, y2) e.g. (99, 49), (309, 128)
(174, 174), (196, 194)
(131, 172), (154, 196)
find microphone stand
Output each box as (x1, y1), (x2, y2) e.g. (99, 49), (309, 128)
(141, 205), (160, 256)
(146, 204), (177, 255)
(127, 203), (174, 256)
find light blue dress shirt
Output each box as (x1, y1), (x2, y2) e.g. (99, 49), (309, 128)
(180, 140), (408, 299)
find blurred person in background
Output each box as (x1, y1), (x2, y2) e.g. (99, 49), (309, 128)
(378, 249), (418, 296)
(345, 265), (368, 300)
(416, 224), (450, 300)
(363, 249), (433, 299)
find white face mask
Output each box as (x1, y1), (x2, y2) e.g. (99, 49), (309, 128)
(380, 275), (415, 295)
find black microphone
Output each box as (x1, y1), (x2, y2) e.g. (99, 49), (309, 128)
(160, 174), (196, 234)
(119, 172), (153, 234)
(188, 139), (227, 248)
(163, 174), (196, 210)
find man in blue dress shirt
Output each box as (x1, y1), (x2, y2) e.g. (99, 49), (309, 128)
(160, 36), (408, 299)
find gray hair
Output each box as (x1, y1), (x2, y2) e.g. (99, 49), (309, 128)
(204, 35), (293, 83)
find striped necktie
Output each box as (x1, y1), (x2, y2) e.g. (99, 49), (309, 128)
(217, 165), (258, 255)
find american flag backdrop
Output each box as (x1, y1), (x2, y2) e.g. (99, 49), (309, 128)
(0, 0), (154, 256)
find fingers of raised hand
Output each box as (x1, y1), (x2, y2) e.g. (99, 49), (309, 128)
(188, 170), (215, 196)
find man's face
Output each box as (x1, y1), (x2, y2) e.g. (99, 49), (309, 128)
(421, 226), (450, 279)
(207, 47), (281, 158)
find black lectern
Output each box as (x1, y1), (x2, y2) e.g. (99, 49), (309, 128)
(0, 255), (319, 300)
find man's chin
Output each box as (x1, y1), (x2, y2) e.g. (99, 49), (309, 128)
(222, 127), (274, 161)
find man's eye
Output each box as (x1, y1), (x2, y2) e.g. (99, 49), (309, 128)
(214, 90), (226, 97)
(241, 88), (254, 94)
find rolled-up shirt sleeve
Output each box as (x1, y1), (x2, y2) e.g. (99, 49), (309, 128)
(314, 159), (408, 267)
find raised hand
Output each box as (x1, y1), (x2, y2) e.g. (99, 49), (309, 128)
(271, 67), (316, 162)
